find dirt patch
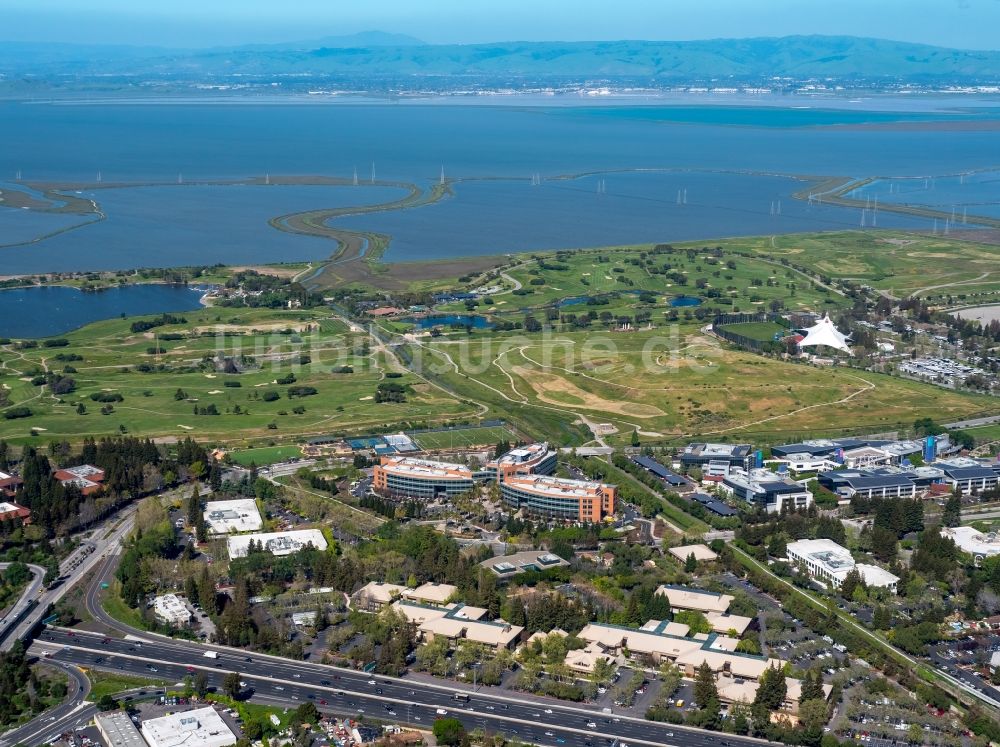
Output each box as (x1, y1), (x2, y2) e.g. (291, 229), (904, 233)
(511, 365), (665, 418)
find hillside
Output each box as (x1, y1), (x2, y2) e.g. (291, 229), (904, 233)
(1, 35), (998, 83)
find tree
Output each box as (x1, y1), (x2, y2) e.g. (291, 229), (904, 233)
(195, 510), (207, 543)
(839, 568), (865, 600)
(799, 669), (825, 703)
(753, 665), (787, 711)
(97, 694), (118, 711)
(799, 698), (830, 739)
(942, 492), (961, 528)
(675, 609), (712, 635)
(223, 671), (242, 699)
(433, 717), (466, 746)
(685, 552), (697, 573)
(193, 672), (208, 698)
(187, 484), (201, 525)
(694, 661), (718, 709)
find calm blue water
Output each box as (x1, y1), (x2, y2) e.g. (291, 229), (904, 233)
(846, 170), (1000, 220)
(0, 183), (407, 273)
(670, 295), (703, 307)
(406, 314), (493, 329)
(0, 101), (995, 274)
(338, 171), (931, 262)
(0, 284), (205, 338)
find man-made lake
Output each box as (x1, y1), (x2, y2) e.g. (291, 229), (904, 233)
(0, 100), (997, 272)
(0, 284), (206, 338)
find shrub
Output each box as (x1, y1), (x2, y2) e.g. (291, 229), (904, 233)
(3, 407), (32, 420)
(262, 391), (280, 402)
(90, 392), (124, 403)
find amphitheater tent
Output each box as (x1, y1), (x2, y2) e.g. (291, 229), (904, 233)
(798, 314), (852, 355)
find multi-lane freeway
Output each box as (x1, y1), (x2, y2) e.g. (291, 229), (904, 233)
(33, 627), (767, 747)
(0, 562), (46, 645)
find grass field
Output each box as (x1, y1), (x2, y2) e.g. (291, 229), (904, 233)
(411, 425), (517, 450)
(0, 305), (477, 445)
(715, 321), (789, 342)
(416, 325), (992, 446)
(228, 445), (304, 466)
(87, 671), (166, 701)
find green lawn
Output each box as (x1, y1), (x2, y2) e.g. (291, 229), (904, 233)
(88, 671), (166, 701)
(716, 321), (789, 343)
(228, 445), (303, 466)
(411, 425), (517, 450)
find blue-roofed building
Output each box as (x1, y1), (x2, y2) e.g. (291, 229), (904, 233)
(632, 456), (689, 487)
(937, 458), (1000, 494)
(680, 443), (753, 475)
(690, 492), (738, 516)
(719, 469), (812, 513)
(817, 469), (919, 500)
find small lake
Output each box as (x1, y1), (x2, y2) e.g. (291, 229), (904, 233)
(406, 314), (493, 329)
(0, 284), (206, 338)
(670, 295), (703, 307)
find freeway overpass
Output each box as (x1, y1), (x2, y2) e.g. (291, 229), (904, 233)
(30, 627), (773, 747)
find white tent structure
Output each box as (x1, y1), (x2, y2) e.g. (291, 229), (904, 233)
(798, 314), (852, 355)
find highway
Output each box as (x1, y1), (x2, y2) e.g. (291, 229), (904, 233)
(0, 562), (46, 644)
(0, 660), (93, 747)
(33, 627), (768, 747)
(0, 506), (136, 652)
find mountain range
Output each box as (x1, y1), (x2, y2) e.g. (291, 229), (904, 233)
(0, 34), (997, 85)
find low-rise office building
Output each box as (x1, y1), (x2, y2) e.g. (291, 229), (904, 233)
(152, 594), (192, 627)
(95, 711), (146, 747)
(667, 544), (718, 564)
(227, 529), (328, 558)
(942, 526), (1000, 562)
(0, 500), (30, 524)
(0, 471), (23, 499)
(351, 581), (409, 612)
(480, 550), (569, 578)
(719, 469), (812, 513)
(203, 499), (263, 535)
(936, 458), (1000, 494)
(817, 468), (920, 500)
(770, 438), (924, 472)
(141, 707), (237, 747)
(786, 538), (898, 593)
(54, 464), (105, 495)
(393, 600), (524, 649)
(655, 585), (753, 635)
(500, 473), (617, 522)
(679, 443), (753, 475)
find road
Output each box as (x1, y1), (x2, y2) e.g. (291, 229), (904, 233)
(34, 628), (773, 747)
(944, 414), (1000, 430)
(0, 563), (46, 643)
(0, 507), (136, 652)
(0, 660), (92, 747)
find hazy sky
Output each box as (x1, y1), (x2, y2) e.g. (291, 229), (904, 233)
(3, 0), (998, 49)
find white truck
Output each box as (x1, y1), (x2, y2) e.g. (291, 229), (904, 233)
(203, 651), (218, 659)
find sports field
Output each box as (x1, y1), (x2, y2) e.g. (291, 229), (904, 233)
(715, 321), (789, 342)
(411, 424), (518, 450)
(228, 445), (304, 466)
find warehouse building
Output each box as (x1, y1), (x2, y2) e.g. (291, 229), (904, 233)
(500, 473), (617, 522)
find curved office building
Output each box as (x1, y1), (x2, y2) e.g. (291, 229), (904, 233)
(500, 474), (616, 522)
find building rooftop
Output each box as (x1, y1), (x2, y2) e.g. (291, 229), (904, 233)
(227, 529), (327, 558)
(140, 707), (237, 747)
(668, 544), (718, 563)
(503, 473), (613, 497)
(203, 499), (263, 535)
(656, 585), (734, 614)
(95, 711), (146, 747)
(378, 456), (474, 479)
(480, 550), (569, 576)
(942, 526), (1000, 558)
(404, 582), (458, 605)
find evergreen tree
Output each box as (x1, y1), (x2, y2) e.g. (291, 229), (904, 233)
(941, 492), (961, 528)
(694, 661), (718, 709)
(195, 510), (207, 543)
(187, 484), (201, 525)
(685, 552), (697, 573)
(753, 665), (787, 711)
(839, 568), (865, 600)
(799, 669), (825, 703)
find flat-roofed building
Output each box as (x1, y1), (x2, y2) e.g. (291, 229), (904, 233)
(480, 550), (569, 578)
(140, 707), (237, 747)
(719, 469), (812, 513)
(680, 443), (753, 473)
(152, 594), (192, 627)
(667, 544), (718, 564)
(942, 526), (1000, 562)
(54, 464), (105, 496)
(937, 458), (1000, 494)
(817, 468), (919, 500)
(500, 473), (616, 522)
(786, 538), (898, 593)
(203, 499), (263, 535)
(0, 500), (30, 524)
(717, 676), (831, 716)
(486, 442), (558, 481)
(373, 456), (480, 499)
(95, 711), (146, 747)
(227, 529), (327, 558)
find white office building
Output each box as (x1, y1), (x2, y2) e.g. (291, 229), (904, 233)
(203, 499), (263, 535)
(227, 529), (328, 558)
(141, 707), (237, 747)
(152, 594), (192, 627)
(786, 538), (898, 593)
